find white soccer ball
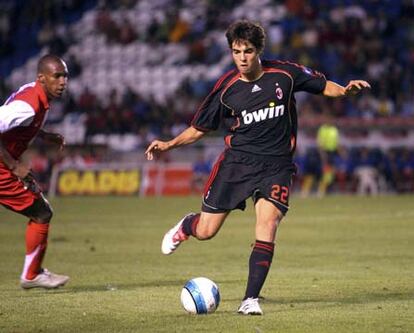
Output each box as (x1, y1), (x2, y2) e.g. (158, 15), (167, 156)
(180, 277), (220, 314)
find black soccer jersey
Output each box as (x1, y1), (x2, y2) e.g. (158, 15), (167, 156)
(191, 60), (327, 157)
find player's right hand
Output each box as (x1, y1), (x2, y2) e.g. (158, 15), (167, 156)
(345, 80), (371, 95)
(12, 161), (31, 179)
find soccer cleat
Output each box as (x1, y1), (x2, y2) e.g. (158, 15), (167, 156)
(161, 213), (194, 255)
(237, 297), (263, 315)
(20, 269), (69, 289)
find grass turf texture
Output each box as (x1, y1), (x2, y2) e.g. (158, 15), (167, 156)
(0, 195), (413, 333)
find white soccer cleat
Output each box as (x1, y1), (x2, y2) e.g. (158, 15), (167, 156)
(161, 213), (194, 255)
(237, 297), (263, 315)
(20, 269), (69, 289)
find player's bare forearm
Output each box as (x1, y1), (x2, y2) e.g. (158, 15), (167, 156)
(0, 139), (17, 170)
(323, 80), (370, 97)
(38, 129), (65, 150)
(145, 126), (206, 160)
(169, 126), (206, 147)
(0, 139), (30, 178)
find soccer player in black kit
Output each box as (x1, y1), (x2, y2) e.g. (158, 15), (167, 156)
(145, 20), (370, 315)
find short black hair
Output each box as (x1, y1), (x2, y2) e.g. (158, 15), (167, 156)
(37, 54), (65, 74)
(225, 20), (266, 54)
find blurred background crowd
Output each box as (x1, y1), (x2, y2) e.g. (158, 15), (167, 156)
(1, 0), (414, 195)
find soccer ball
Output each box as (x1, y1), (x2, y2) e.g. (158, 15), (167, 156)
(180, 277), (220, 314)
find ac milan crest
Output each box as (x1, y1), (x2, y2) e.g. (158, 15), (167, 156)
(275, 87), (283, 100)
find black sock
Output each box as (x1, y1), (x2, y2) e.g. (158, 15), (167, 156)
(181, 213), (200, 237)
(244, 240), (275, 300)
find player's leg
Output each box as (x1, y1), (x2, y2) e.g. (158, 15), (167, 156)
(19, 195), (52, 278)
(185, 211), (230, 240)
(239, 159), (294, 315)
(1, 168), (68, 288)
(18, 194), (69, 289)
(238, 198), (283, 315)
(247, 198), (283, 296)
(161, 211), (229, 255)
(162, 149), (239, 254)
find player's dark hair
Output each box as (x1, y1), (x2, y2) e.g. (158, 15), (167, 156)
(37, 54), (64, 74)
(225, 20), (266, 54)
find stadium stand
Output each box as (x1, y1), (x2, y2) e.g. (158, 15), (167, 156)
(1, 0), (414, 194)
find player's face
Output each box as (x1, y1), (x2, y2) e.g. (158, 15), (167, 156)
(38, 61), (68, 100)
(231, 40), (262, 81)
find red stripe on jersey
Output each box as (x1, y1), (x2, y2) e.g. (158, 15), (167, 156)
(213, 69), (238, 90)
(191, 70), (239, 130)
(191, 124), (210, 132)
(289, 98), (297, 153)
(262, 67), (293, 81)
(222, 74), (240, 90)
(265, 60), (326, 79)
(203, 150), (226, 195)
(290, 135), (296, 152)
(224, 135), (232, 148)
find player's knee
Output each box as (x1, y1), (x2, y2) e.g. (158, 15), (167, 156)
(33, 205), (54, 223)
(260, 214), (283, 230)
(275, 212), (284, 226)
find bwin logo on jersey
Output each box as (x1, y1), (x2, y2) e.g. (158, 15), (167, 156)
(241, 104), (285, 125)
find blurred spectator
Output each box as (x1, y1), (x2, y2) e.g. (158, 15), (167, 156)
(66, 54), (82, 78)
(169, 12), (190, 43)
(118, 17), (136, 44)
(95, 5), (119, 43)
(300, 148), (322, 197)
(78, 87), (97, 111)
(0, 78), (11, 102)
(333, 147), (351, 193)
(2, 0), (414, 196)
(316, 118), (339, 196)
(353, 148), (379, 196)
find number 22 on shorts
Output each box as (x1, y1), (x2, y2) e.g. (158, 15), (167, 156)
(271, 184), (289, 204)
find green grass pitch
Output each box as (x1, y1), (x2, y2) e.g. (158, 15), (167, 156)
(1, 195), (413, 333)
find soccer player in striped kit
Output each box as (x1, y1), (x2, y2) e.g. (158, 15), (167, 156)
(146, 20), (370, 314)
(0, 55), (69, 289)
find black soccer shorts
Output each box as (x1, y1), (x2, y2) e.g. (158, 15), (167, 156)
(201, 149), (296, 215)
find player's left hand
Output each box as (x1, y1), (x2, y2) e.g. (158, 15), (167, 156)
(345, 80), (371, 95)
(40, 131), (65, 150)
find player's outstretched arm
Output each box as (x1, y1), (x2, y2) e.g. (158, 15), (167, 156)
(0, 139), (30, 178)
(145, 126), (206, 161)
(323, 80), (370, 97)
